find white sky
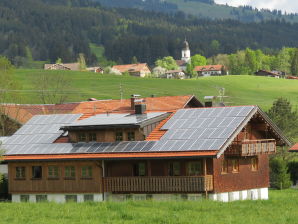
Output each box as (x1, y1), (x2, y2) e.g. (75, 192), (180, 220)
(214, 0), (298, 13)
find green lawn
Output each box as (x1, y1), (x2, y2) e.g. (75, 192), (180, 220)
(0, 190), (297, 224)
(12, 69), (298, 111)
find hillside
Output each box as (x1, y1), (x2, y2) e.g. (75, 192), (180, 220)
(2, 0), (298, 67)
(10, 70), (298, 111)
(95, 0), (298, 23)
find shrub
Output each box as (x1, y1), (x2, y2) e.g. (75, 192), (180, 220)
(270, 158), (292, 189)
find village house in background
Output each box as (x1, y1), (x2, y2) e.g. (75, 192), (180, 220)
(1, 94), (290, 203)
(86, 66), (104, 73)
(112, 63), (151, 77)
(44, 63), (80, 71)
(162, 69), (186, 79)
(194, 65), (228, 77)
(254, 70), (286, 78)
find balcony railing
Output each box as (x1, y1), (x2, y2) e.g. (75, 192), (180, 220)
(103, 175), (213, 193)
(226, 139), (276, 156)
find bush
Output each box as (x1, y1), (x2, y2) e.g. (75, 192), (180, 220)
(288, 161), (298, 185)
(270, 158), (292, 189)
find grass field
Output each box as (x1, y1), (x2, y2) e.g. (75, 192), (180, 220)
(12, 69), (298, 111)
(0, 190), (297, 224)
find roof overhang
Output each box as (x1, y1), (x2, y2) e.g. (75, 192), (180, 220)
(4, 150), (218, 161)
(289, 143), (298, 152)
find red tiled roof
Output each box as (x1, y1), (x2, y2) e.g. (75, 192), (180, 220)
(112, 63), (150, 73)
(4, 151), (218, 161)
(194, 65), (224, 72)
(290, 143), (298, 151)
(1, 95), (200, 124)
(176, 60), (187, 67)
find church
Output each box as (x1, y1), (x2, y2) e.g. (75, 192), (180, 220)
(176, 39), (191, 71)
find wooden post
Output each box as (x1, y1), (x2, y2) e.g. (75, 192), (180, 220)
(102, 160), (105, 201)
(203, 158), (208, 199)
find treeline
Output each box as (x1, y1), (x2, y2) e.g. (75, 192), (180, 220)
(2, 0), (298, 67)
(209, 48), (298, 75)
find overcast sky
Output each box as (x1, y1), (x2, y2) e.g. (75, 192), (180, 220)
(214, 0), (298, 13)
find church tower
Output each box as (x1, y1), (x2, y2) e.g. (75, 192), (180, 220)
(181, 39), (191, 63)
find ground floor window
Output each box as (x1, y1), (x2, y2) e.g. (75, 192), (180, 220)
(20, 195), (29, 202)
(65, 195), (77, 202)
(65, 166), (76, 179)
(84, 194), (94, 202)
(36, 195), (47, 202)
(82, 166), (92, 179)
(188, 161), (202, 176)
(48, 166), (59, 179)
(16, 167), (26, 179)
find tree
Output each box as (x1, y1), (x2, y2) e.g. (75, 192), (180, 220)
(210, 40), (220, 55)
(131, 56), (138, 64)
(33, 71), (72, 104)
(56, 58), (62, 64)
(78, 53), (86, 71)
(291, 48), (298, 76)
(270, 158), (292, 189)
(275, 47), (291, 73)
(186, 54), (207, 77)
(155, 56), (178, 70)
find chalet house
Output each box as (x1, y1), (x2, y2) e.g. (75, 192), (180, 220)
(162, 70), (186, 79)
(86, 67), (104, 73)
(2, 100), (290, 203)
(44, 63), (80, 71)
(194, 65), (227, 77)
(255, 70), (286, 78)
(112, 64), (151, 77)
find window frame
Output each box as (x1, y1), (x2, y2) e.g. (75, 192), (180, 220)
(32, 166), (42, 179)
(36, 195), (48, 202)
(65, 195), (77, 202)
(48, 166), (59, 179)
(20, 195), (29, 202)
(231, 159), (240, 173)
(115, 131), (123, 141)
(251, 157), (258, 171)
(84, 194), (94, 202)
(127, 131), (135, 141)
(78, 132), (87, 142)
(133, 162), (146, 176)
(188, 161), (203, 176)
(88, 133), (97, 142)
(15, 167), (26, 179)
(221, 159), (228, 174)
(81, 166), (93, 179)
(65, 166), (76, 179)
(168, 162), (181, 176)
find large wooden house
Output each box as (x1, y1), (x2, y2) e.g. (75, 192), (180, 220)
(2, 100), (290, 203)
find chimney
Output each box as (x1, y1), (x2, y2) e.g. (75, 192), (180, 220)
(204, 96), (216, 107)
(135, 104), (147, 114)
(130, 94), (141, 109)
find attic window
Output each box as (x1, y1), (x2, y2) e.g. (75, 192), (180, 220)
(78, 133), (86, 142)
(127, 132), (135, 141)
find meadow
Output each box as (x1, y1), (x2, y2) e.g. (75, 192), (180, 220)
(0, 190), (297, 224)
(12, 70), (298, 111)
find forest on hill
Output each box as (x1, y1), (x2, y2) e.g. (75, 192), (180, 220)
(2, 0), (298, 67)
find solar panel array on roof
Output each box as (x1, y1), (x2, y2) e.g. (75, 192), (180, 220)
(3, 106), (257, 156)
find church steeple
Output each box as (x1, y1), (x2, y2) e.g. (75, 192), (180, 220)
(181, 38), (191, 63)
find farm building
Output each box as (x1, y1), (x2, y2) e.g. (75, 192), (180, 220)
(44, 63), (80, 71)
(1, 95), (290, 203)
(255, 70), (286, 78)
(86, 67), (104, 73)
(194, 65), (227, 77)
(112, 64), (151, 77)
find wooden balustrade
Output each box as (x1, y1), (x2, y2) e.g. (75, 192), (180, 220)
(226, 139), (276, 156)
(103, 175), (213, 193)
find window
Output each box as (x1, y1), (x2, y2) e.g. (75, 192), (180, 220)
(231, 159), (239, 173)
(78, 133), (86, 142)
(65, 195), (77, 202)
(168, 162), (180, 176)
(115, 132), (123, 141)
(133, 162), (146, 176)
(48, 166), (59, 179)
(89, 133), (97, 142)
(251, 157), (258, 171)
(188, 162), (202, 176)
(32, 166), (42, 179)
(82, 166), (92, 179)
(16, 167), (25, 179)
(65, 166), (76, 179)
(84, 194), (94, 202)
(221, 159), (228, 174)
(36, 195), (47, 202)
(127, 132), (135, 141)
(20, 195), (29, 202)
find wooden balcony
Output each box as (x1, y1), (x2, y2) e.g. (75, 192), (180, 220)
(226, 139), (276, 156)
(103, 175), (213, 193)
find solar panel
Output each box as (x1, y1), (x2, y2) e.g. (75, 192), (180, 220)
(141, 141), (156, 151)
